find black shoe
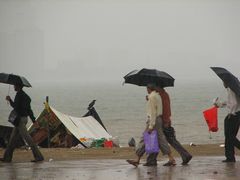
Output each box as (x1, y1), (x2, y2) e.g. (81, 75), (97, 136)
(143, 162), (157, 166)
(182, 155), (192, 165)
(31, 158), (44, 163)
(222, 159), (236, 163)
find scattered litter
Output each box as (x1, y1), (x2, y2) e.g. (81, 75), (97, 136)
(190, 142), (196, 146)
(219, 144), (225, 148)
(49, 158), (53, 162)
(71, 143), (86, 149)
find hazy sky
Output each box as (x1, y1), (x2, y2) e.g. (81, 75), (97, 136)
(0, 0), (240, 84)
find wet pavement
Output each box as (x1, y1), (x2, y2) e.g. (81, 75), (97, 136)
(0, 156), (240, 180)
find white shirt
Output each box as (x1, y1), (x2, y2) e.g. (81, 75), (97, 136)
(215, 88), (240, 115)
(226, 88), (240, 114)
(146, 91), (162, 129)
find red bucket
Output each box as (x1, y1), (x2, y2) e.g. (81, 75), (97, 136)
(203, 106), (218, 132)
(104, 140), (113, 148)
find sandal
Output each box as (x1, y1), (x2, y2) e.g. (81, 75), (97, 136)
(126, 159), (139, 167)
(163, 161), (176, 166)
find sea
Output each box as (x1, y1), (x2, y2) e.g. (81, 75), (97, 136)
(0, 81), (230, 147)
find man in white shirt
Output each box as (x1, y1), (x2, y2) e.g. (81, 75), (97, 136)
(214, 83), (240, 162)
(127, 84), (175, 167)
(145, 84), (176, 166)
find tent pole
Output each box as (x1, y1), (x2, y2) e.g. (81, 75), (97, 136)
(46, 96), (50, 148)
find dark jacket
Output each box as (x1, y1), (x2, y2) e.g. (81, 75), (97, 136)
(9, 90), (36, 123)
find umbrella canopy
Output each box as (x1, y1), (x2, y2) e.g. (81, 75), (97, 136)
(211, 67), (240, 97)
(123, 68), (174, 87)
(0, 73), (32, 87)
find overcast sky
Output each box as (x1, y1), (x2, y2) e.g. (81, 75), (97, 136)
(0, 0), (240, 84)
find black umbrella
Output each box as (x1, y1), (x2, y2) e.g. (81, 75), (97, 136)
(211, 67), (240, 97)
(0, 73), (32, 87)
(123, 68), (174, 87)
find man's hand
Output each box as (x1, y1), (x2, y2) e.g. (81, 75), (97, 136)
(146, 95), (149, 101)
(6, 96), (11, 102)
(147, 128), (154, 134)
(213, 103), (219, 108)
(33, 121), (40, 129)
(163, 122), (170, 128)
(213, 97), (219, 108)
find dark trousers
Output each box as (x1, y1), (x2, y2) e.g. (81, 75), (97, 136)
(163, 126), (192, 162)
(3, 117), (44, 162)
(224, 112), (240, 161)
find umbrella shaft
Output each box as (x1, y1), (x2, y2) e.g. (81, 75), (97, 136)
(6, 85), (10, 104)
(7, 85), (10, 95)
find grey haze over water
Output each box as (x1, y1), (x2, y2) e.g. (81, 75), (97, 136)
(0, 0), (240, 84)
(0, 0), (240, 145)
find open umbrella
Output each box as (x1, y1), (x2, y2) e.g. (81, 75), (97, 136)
(123, 68), (174, 87)
(0, 73), (32, 87)
(210, 67), (240, 97)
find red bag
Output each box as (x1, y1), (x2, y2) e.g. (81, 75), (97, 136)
(203, 106), (218, 132)
(104, 140), (113, 148)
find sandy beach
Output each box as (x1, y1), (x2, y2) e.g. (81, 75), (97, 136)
(1, 143), (239, 162)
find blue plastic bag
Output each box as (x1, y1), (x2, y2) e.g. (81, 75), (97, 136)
(143, 130), (160, 154)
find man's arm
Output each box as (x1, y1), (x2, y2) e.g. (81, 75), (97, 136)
(148, 96), (157, 130)
(213, 97), (226, 108)
(28, 108), (36, 123)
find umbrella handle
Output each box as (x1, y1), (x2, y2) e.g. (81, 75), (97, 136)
(6, 85), (10, 104)
(7, 85), (10, 95)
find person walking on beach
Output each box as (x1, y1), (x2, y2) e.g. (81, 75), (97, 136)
(214, 82), (240, 163)
(157, 86), (192, 165)
(0, 84), (44, 163)
(127, 84), (175, 167)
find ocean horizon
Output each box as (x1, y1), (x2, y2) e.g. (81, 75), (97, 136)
(0, 80), (229, 146)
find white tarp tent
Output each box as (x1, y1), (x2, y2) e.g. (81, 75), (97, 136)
(50, 106), (112, 140)
(30, 104), (112, 148)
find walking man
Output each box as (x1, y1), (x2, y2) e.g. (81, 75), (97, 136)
(0, 83), (44, 162)
(157, 86), (192, 165)
(127, 83), (175, 167)
(214, 82), (240, 162)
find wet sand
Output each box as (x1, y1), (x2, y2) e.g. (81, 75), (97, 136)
(0, 157), (240, 180)
(1, 143), (239, 162)
(1, 144), (240, 179)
